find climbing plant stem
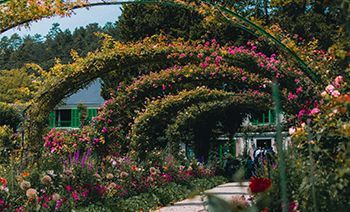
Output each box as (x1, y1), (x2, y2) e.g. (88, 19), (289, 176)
(272, 82), (288, 212)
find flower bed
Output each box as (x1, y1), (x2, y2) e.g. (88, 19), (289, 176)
(0, 142), (226, 211)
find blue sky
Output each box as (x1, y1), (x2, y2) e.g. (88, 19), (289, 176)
(1, 5), (122, 38)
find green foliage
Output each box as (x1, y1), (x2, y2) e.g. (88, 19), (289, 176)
(77, 103), (88, 127)
(131, 88), (235, 153)
(0, 125), (16, 162)
(25, 35), (196, 149)
(0, 68), (37, 104)
(131, 90), (271, 157)
(97, 40), (317, 155)
(0, 23), (104, 70)
(115, 4), (204, 42)
(0, 102), (21, 130)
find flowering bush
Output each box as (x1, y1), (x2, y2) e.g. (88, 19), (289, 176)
(0, 148), (220, 211)
(43, 126), (106, 156)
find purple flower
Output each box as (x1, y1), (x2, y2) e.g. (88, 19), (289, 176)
(74, 150), (80, 164)
(55, 200), (63, 211)
(88, 161), (94, 172)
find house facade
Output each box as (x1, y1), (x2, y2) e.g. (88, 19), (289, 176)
(216, 110), (290, 160)
(49, 80), (104, 129)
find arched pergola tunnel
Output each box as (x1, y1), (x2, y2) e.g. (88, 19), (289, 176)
(129, 88), (272, 159)
(1, 2), (344, 210)
(97, 44), (316, 135)
(1, 0), (323, 155)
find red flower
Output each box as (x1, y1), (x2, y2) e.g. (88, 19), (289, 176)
(249, 177), (272, 193)
(0, 178), (7, 186)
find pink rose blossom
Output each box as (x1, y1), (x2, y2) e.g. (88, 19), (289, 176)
(332, 90), (340, 97)
(288, 92), (297, 100)
(325, 84), (335, 93)
(334, 75), (343, 87)
(200, 62), (208, 69)
(179, 53), (186, 59)
(296, 86), (303, 95)
(298, 109), (306, 118)
(65, 185), (72, 192)
(309, 107), (320, 115)
(72, 190), (79, 201)
(215, 56), (223, 64)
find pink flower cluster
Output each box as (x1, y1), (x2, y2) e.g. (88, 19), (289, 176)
(43, 129), (66, 154)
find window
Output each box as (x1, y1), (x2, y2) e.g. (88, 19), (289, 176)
(55, 109), (71, 127)
(251, 110), (275, 125)
(256, 139), (272, 149)
(49, 108), (99, 128)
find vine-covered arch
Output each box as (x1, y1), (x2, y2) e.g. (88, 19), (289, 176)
(101, 63), (271, 130)
(7, 0), (321, 152)
(25, 37), (200, 147)
(131, 91), (271, 158)
(130, 87), (236, 152)
(97, 43), (316, 137)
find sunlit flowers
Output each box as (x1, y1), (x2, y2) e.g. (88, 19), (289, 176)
(26, 188), (38, 200)
(41, 175), (52, 185)
(19, 181), (31, 191)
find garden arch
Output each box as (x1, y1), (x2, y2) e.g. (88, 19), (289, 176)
(0, 0), (322, 151)
(97, 43), (316, 137)
(25, 37), (201, 149)
(131, 91), (272, 159)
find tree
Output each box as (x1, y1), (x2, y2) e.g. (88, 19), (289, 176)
(0, 102), (22, 130)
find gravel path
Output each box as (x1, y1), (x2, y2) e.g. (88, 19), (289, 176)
(159, 182), (249, 212)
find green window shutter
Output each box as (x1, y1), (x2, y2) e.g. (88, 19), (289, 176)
(232, 139), (236, 158)
(71, 109), (80, 128)
(219, 144), (223, 161)
(93, 109), (98, 117)
(262, 113), (266, 124)
(270, 110), (276, 124)
(49, 111), (56, 128)
(87, 109), (93, 122)
(87, 108), (98, 122)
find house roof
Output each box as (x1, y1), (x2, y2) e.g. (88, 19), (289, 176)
(57, 79), (105, 108)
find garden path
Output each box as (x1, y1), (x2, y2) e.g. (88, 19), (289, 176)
(158, 182), (249, 212)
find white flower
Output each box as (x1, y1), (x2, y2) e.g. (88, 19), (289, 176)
(289, 127), (296, 135)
